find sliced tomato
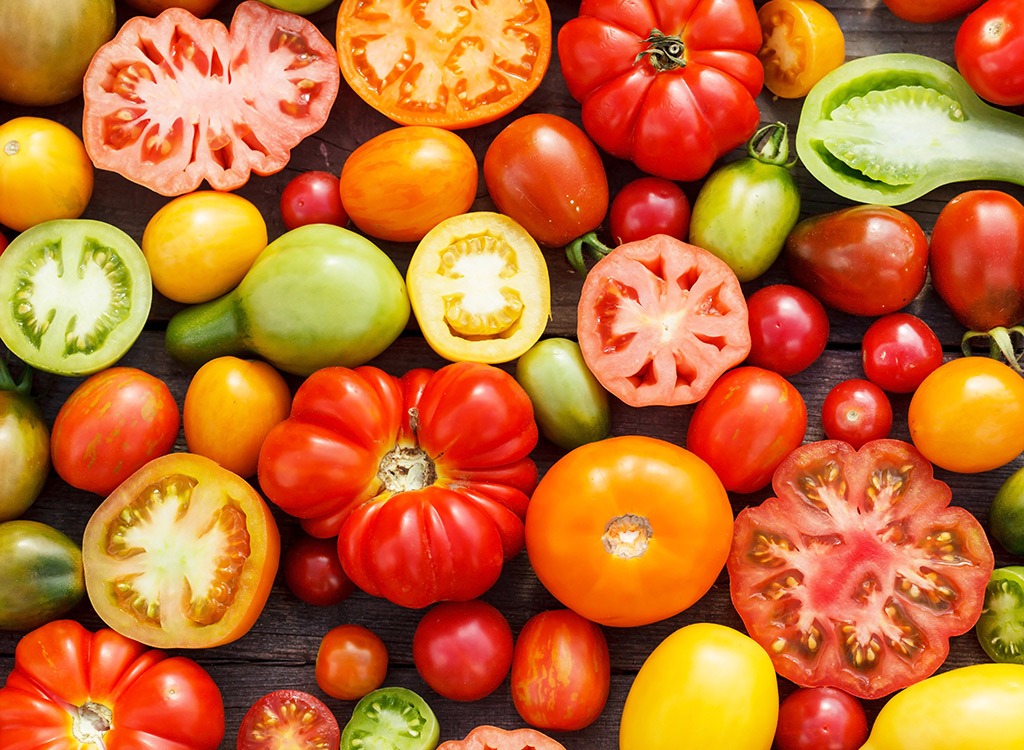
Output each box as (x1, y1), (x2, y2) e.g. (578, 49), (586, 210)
(576, 234), (750, 406)
(728, 439), (994, 700)
(81, 1), (339, 196)
(336, 0), (552, 129)
(237, 690), (340, 750)
(437, 725), (566, 750)
(757, 0), (846, 99)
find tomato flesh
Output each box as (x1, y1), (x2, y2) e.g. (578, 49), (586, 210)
(238, 690), (340, 750)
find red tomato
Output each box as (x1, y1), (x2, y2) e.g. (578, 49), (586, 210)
(483, 114), (609, 248)
(883, 0), (984, 23)
(745, 284), (830, 376)
(861, 313), (943, 394)
(438, 726), (566, 750)
(412, 600), (514, 702)
(258, 362), (539, 609)
(956, 0), (1024, 106)
(51, 367), (180, 496)
(609, 177), (691, 245)
(686, 366), (807, 494)
(729, 439), (994, 699)
(0, 619), (224, 750)
(280, 171), (348, 230)
(282, 534), (357, 607)
(774, 687), (869, 750)
(558, 0), (763, 182)
(237, 690), (339, 750)
(315, 624), (388, 701)
(784, 205), (929, 316)
(821, 379), (893, 449)
(510, 609), (610, 731)
(576, 235), (751, 407)
(81, 2), (339, 196)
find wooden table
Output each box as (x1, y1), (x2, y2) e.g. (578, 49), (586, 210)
(2, 0), (1023, 747)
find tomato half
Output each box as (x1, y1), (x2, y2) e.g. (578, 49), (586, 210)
(438, 726), (566, 750)
(82, 453), (280, 649)
(238, 690), (340, 750)
(340, 688), (439, 750)
(576, 235), (751, 407)
(956, 0), (1024, 106)
(336, 0), (551, 129)
(757, 0), (845, 99)
(729, 439), (995, 700)
(975, 566), (1024, 665)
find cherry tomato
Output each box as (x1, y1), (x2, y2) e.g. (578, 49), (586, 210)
(280, 171), (349, 230)
(955, 0), (1024, 107)
(412, 600), (514, 702)
(821, 379), (893, 449)
(608, 177), (691, 245)
(758, 0), (845, 99)
(282, 535), (356, 607)
(315, 624), (389, 701)
(774, 687), (869, 750)
(882, 0), (984, 23)
(861, 313), (943, 394)
(745, 284), (830, 376)
(237, 689), (340, 750)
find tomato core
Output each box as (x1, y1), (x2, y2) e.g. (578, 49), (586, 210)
(602, 514), (653, 559)
(72, 702), (112, 744)
(638, 30), (686, 71)
(378, 445), (437, 493)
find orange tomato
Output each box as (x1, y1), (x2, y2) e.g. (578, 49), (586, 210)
(524, 435), (734, 627)
(757, 0), (845, 99)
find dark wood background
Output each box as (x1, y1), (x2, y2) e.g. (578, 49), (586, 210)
(2, 0), (1023, 747)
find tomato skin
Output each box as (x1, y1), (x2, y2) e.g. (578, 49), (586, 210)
(956, 0), (1024, 106)
(686, 366), (807, 494)
(510, 609), (610, 731)
(745, 284), (830, 376)
(0, 367), (50, 522)
(882, 0), (984, 23)
(758, 0), (845, 99)
(861, 313), (943, 394)
(281, 171), (349, 230)
(609, 177), (691, 245)
(316, 624), (389, 701)
(0, 521), (83, 631)
(821, 379), (893, 449)
(238, 690), (340, 750)
(438, 726), (566, 750)
(282, 534), (357, 607)
(774, 687), (868, 750)
(990, 466), (1024, 555)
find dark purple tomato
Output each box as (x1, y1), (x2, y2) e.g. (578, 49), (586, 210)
(745, 284), (830, 376)
(821, 379), (893, 449)
(280, 171), (349, 230)
(861, 313), (943, 394)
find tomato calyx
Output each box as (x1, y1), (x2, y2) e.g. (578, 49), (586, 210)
(636, 29), (686, 71)
(72, 701), (113, 744)
(378, 445), (437, 493)
(602, 514), (652, 559)
(0, 357), (32, 397)
(961, 325), (1024, 374)
(749, 121), (798, 169)
(565, 230), (614, 275)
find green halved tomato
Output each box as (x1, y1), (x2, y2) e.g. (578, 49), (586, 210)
(976, 566), (1024, 664)
(341, 687), (439, 750)
(0, 520), (84, 631)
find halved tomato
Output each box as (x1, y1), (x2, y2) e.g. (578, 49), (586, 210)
(237, 690), (340, 750)
(757, 0), (846, 99)
(82, 1), (339, 196)
(438, 726), (566, 750)
(82, 453), (280, 649)
(336, 0), (552, 129)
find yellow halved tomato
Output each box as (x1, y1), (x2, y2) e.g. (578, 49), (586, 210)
(82, 453), (280, 649)
(336, 0), (552, 129)
(408, 212), (550, 364)
(757, 0), (845, 99)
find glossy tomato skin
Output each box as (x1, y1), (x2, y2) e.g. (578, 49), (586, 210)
(0, 369), (50, 522)
(745, 284), (830, 376)
(758, 0), (845, 99)
(283, 534), (357, 607)
(774, 687), (869, 750)
(51, 367), (180, 496)
(861, 313), (943, 394)
(510, 609), (610, 731)
(0, 520), (83, 631)
(609, 177), (691, 245)
(956, 0), (1024, 106)
(238, 690), (340, 750)
(882, 0), (984, 23)
(990, 466), (1024, 556)
(686, 366), (807, 494)
(821, 379), (893, 449)
(316, 624), (388, 701)
(281, 171), (348, 230)
(784, 205), (929, 316)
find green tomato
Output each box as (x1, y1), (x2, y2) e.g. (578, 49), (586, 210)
(0, 363), (50, 522)
(515, 337), (610, 450)
(0, 520), (85, 631)
(976, 566), (1024, 664)
(341, 687), (439, 750)
(688, 123), (801, 282)
(990, 466), (1024, 556)
(258, 0), (335, 13)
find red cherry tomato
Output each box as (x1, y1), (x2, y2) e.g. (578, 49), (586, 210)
(608, 177), (691, 245)
(237, 689), (340, 750)
(955, 0), (1024, 107)
(280, 171), (349, 230)
(282, 535), (356, 607)
(861, 313), (943, 394)
(774, 686), (869, 750)
(315, 624), (388, 701)
(821, 379), (893, 449)
(745, 284), (830, 376)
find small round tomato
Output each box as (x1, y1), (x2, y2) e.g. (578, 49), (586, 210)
(821, 379), (893, 449)
(745, 284), (830, 376)
(238, 690), (340, 750)
(281, 171), (349, 230)
(990, 466), (1024, 556)
(975, 566), (1024, 665)
(955, 0), (1024, 107)
(774, 687), (869, 750)
(316, 624), (389, 701)
(908, 356), (1024, 473)
(861, 313), (944, 394)
(51, 367), (180, 496)
(0, 362), (50, 521)
(412, 600), (514, 702)
(758, 0), (846, 98)
(0, 117), (93, 232)
(608, 177), (691, 245)
(282, 534), (356, 607)
(510, 608), (610, 731)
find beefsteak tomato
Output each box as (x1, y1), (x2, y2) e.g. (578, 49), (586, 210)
(258, 362), (539, 609)
(558, 0), (764, 182)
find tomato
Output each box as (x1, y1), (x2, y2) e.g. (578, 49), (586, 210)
(336, 0), (551, 129)
(82, 453), (280, 649)
(976, 566), (1024, 664)
(608, 177), (691, 246)
(281, 171), (349, 231)
(438, 726), (566, 750)
(576, 235), (751, 407)
(526, 435), (733, 627)
(956, 0), (1024, 106)
(0, 0), (115, 106)
(774, 687), (869, 750)
(0, 219), (152, 377)
(821, 379), (893, 449)
(122, 0), (222, 15)
(514, 337), (611, 450)
(413, 600), (514, 702)
(784, 205), (929, 316)
(283, 534), (357, 607)
(339, 127), (478, 243)
(407, 213), (550, 364)
(990, 466), (1024, 555)
(316, 624), (389, 701)
(183, 356), (292, 478)
(510, 609), (610, 731)
(729, 439), (994, 700)
(861, 313), (943, 394)
(0, 362), (49, 521)
(82, 2), (340, 196)
(882, 0), (985, 23)
(238, 690), (340, 750)
(758, 0), (845, 99)
(258, 362), (538, 609)
(142, 192), (268, 304)
(0, 521), (83, 631)
(908, 356), (1024, 473)
(340, 688), (439, 750)
(745, 284), (830, 376)
(686, 366), (807, 494)
(260, 0), (333, 14)
(483, 114), (609, 248)
(0, 117), (93, 233)
(51, 367), (180, 496)
(558, 0), (763, 182)
(619, 623), (779, 750)
(0, 619), (225, 750)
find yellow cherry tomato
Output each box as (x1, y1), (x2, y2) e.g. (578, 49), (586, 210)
(757, 0), (846, 99)
(0, 117), (93, 232)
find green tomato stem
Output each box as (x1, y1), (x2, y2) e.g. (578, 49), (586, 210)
(565, 230), (615, 275)
(0, 357), (33, 396)
(748, 122), (795, 168)
(635, 29), (686, 71)
(961, 326), (1024, 374)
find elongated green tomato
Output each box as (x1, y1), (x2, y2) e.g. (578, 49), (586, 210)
(165, 224), (410, 376)
(0, 520), (84, 631)
(0, 362), (49, 521)
(688, 122), (801, 282)
(514, 338), (610, 450)
(976, 566), (1024, 664)
(341, 687), (439, 750)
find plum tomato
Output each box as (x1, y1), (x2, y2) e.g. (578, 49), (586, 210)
(412, 600), (514, 702)
(975, 566), (1024, 665)
(281, 171), (349, 230)
(340, 687), (439, 750)
(745, 284), (830, 376)
(955, 0), (1024, 107)
(821, 379), (893, 449)
(758, 0), (846, 99)
(0, 362), (50, 522)
(282, 534), (356, 607)
(774, 686), (869, 750)
(237, 689), (340, 750)
(990, 466), (1024, 556)
(729, 439), (995, 700)
(608, 177), (691, 245)
(0, 520), (84, 631)
(316, 624), (389, 701)
(861, 313), (943, 394)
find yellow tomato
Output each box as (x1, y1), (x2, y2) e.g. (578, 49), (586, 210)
(142, 191), (268, 304)
(0, 117), (93, 232)
(620, 622), (779, 750)
(757, 0), (846, 99)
